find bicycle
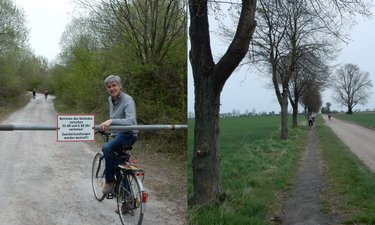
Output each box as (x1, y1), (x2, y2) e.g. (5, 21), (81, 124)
(91, 131), (147, 225)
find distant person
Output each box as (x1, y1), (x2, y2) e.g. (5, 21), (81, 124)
(43, 89), (48, 100)
(328, 113), (332, 121)
(308, 113), (314, 128)
(32, 88), (36, 99)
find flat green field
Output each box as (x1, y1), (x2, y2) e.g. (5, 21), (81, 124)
(188, 115), (307, 225)
(188, 114), (375, 224)
(333, 112), (375, 129)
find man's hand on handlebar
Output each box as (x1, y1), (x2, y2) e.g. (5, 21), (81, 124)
(100, 119), (112, 131)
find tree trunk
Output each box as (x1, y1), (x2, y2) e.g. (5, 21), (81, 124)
(189, 0), (257, 205)
(281, 91), (289, 139)
(192, 75), (223, 205)
(347, 106), (353, 114)
(272, 69), (289, 139)
(291, 100), (298, 127)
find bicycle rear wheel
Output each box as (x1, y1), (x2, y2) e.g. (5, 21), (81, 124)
(91, 152), (106, 201)
(117, 173), (144, 225)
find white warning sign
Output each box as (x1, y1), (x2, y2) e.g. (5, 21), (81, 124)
(57, 115), (95, 142)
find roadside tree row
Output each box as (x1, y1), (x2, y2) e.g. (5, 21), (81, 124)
(189, 0), (372, 205)
(0, 0), (47, 107)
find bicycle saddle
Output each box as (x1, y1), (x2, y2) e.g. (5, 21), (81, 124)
(116, 146), (133, 155)
(120, 146), (132, 151)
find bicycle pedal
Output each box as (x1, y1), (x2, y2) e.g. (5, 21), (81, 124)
(106, 193), (114, 199)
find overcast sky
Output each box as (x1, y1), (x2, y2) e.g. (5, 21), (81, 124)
(188, 6), (375, 114)
(14, 0), (74, 62)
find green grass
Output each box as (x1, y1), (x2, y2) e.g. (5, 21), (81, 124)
(188, 115), (307, 225)
(317, 116), (375, 224)
(0, 92), (30, 121)
(333, 112), (375, 129)
(187, 113), (375, 224)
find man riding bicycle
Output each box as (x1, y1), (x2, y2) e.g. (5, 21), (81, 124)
(100, 75), (138, 197)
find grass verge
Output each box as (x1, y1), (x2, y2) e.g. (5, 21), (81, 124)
(188, 116), (307, 225)
(332, 112), (375, 129)
(317, 116), (375, 224)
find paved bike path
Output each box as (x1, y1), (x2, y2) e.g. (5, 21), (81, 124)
(323, 115), (375, 173)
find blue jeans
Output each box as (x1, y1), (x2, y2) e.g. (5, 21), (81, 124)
(102, 133), (137, 182)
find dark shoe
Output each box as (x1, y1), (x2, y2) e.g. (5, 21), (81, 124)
(102, 181), (114, 194)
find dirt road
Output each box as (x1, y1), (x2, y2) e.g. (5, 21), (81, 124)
(0, 94), (185, 225)
(280, 115), (375, 224)
(281, 129), (340, 225)
(323, 115), (375, 173)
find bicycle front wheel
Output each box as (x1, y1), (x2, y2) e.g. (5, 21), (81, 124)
(117, 173), (144, 225)
(91, 152), (106, 201)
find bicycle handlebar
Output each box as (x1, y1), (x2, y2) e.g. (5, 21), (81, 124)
(95, 130), (107, 135)
(95, 130), (111, 142)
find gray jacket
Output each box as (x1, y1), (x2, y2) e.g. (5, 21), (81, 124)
(109, 91), (137, 135)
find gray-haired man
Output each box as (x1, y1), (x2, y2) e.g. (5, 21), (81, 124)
(99, 75), (138, 194)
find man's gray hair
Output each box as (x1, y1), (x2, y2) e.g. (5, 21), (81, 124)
(104, 75), (122, 87)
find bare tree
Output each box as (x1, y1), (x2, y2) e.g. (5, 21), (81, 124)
(252, 0), (347, 137)
(250, 0), (292, 138)
(189, 0), (257, 205)
(75, 0), (186, 65)
(289, 50), (330, 127)
(332, 63), (373, 114)
(212, 0), (370, 138)
(189, 0), (371, 206)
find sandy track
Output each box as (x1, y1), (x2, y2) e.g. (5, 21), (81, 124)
(0, 94), (185, 225)
(323, 115), (375, 173)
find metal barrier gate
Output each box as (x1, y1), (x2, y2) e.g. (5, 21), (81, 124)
(0, 124), (187, 131)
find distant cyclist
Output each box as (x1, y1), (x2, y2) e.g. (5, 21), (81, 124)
(43, 89), (48, 100)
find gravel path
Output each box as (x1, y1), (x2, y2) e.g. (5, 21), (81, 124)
(0, 94), (185, 225)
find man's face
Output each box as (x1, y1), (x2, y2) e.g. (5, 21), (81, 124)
(106, 81), (121, 98)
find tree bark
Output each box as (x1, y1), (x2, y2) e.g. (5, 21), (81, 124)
(280, 91), (289, 139)
(192, 75), (223, 204)
(272, 64), (289, 139)
(291, 99), (298, 127)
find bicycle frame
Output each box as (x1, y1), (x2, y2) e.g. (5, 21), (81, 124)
(92, 131), (146, 225)
(121, 169), (147, 211)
